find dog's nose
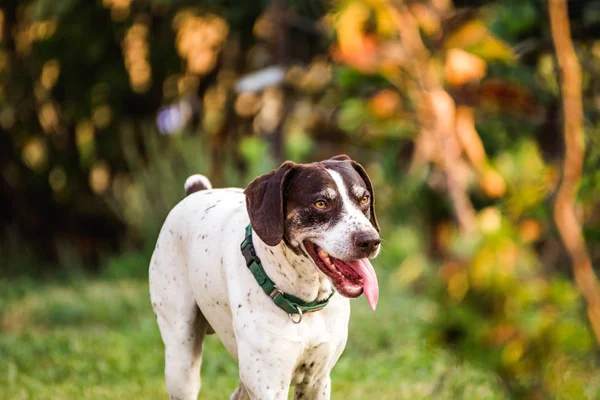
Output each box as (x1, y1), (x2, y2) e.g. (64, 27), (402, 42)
(354, 231), (381, 255)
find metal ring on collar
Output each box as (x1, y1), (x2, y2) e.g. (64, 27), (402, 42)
(288, 306), (303, 324)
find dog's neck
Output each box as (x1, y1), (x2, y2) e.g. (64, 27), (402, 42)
(253, 234), (333, 302)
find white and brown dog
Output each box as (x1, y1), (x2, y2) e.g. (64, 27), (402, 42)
(149, 155), (381, 400)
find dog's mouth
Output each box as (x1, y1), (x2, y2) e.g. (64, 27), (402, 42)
(304, 241), (379, 311)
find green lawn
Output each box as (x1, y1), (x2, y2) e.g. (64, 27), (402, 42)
(0, 276), (506, 399)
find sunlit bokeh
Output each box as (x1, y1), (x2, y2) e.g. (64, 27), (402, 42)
(102, 0), (132, 21)
(123, 21), (152, 93)
(89, 160), (111, 195)
(21, 136), (47, 171)
(173, 11), (229, 75)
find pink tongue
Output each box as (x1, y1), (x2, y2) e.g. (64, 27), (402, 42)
(346, 258), (379, 311)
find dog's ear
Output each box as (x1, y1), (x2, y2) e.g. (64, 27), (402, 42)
(329, 154), (351, 161)
(244, 161), (296, 246)
(350, 161), (380, 232)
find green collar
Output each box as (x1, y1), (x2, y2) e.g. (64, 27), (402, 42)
(240, 224), (334, 323)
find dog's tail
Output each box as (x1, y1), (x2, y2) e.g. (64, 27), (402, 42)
(184, 174), (212, 196)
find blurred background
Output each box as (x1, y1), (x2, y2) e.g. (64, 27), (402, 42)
(1, 0), (600, 398)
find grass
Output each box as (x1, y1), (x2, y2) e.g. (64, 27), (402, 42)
(0, 273), (507, 399)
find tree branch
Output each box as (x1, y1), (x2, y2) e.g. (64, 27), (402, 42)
(389, 3), (477, 233)
(548, 0), (600, 345)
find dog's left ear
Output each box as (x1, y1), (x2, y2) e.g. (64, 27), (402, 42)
(244, 161), (296, 246)
(351, 161), (380, 232)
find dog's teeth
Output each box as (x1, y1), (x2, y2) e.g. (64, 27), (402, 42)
(318, 249), (329, 258)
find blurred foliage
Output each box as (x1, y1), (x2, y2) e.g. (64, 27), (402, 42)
(1, 0), (600, 398)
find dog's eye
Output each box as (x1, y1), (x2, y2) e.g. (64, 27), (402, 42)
(360, 195), (370, 205)
(314, 200), (327, 209)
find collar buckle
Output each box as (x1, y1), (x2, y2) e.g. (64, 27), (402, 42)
(268, 287), (284, 301)
(241, 240), (260, 267)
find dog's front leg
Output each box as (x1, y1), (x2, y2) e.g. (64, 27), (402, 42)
(294, 375), (331, 400)
(230, 383), (250, 400)
(236, 335), (300, 400)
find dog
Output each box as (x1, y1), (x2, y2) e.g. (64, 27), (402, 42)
(149, 155), (381, 400)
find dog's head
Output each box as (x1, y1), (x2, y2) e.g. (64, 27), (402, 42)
(244, 155), (380, 309)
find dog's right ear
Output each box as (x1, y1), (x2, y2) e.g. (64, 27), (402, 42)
(244, 161), (296, 246)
